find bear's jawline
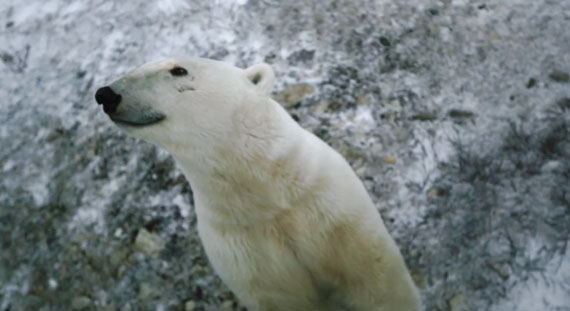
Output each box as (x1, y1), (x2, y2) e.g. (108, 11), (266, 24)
(110, 115), (165, 127)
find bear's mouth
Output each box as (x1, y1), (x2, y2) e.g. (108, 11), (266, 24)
(110, 114), (166, 127)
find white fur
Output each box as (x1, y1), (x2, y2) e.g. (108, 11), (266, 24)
(107, 57), (421, 311)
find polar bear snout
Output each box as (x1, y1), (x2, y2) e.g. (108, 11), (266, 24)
(95, 85), (166, 127)
(95, 86), (122, 114)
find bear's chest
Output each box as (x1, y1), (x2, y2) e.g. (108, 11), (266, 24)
(196, 219), (320, 305)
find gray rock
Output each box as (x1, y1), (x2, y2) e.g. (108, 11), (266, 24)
(134, 228), (163, 257)
(138, 282), (156, 300)
(71, 296), (92, 310)
(184, 300), (197, 311)
(549, 71), (570, 83)
(220, 300), (234, 311)
(274, 83), (315, 108)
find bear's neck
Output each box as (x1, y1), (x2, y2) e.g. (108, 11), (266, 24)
(173, 100), (317, 227)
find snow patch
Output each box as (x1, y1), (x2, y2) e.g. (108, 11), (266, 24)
(157, 0), (190, 15)
(60, 1), (84, 16)
(10, 0), (59, 24)
(214, 0), (248, 6)
(27, 174), (50, 207)
(70, 204), (106, 232)
(48, 278), (58, 289)
(2, 159), (16, 172)
(493, 245), (570, 310)
(173, 193), (192, 218)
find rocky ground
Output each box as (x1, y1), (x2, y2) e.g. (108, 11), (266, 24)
(1, 0), (569, 310)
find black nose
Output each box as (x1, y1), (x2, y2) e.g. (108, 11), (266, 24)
(95, 86), (122, 114)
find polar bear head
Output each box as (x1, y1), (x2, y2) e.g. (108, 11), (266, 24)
(95, 58), (276, 156)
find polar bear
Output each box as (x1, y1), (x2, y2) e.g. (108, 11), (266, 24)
(95, 57), (421, 311)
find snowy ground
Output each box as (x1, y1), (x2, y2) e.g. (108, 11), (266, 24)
(1, 0), (569, 310)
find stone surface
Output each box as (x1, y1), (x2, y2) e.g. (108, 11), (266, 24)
(1, 0), (569, 310)
(184, 300), (196, 311)
(138, 282), (156, 300)
(220, 300), (234, 311)
(134, 228), (163, 257)
(274, 83), (315, 108)
(71, 296), (92, 310)
(449, 294), (469, 311)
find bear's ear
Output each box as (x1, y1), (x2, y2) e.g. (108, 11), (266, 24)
(244, 63), (275, 95)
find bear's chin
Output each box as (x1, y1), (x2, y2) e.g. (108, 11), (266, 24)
(110, 115), (166, 127)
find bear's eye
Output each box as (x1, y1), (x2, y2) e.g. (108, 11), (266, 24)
(170, 67), (188, 76)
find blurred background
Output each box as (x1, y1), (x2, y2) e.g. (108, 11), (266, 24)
(1, 0), (569, 310)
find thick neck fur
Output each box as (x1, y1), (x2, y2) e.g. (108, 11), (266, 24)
(171, 99), (311, 227)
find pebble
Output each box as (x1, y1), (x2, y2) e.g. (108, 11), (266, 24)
(138, 282), (155, 300)
(449, 294), (469, 311)
(184, 300), (197, 311)
(134, 228), (163, 256)
(114, 227), (123, 238)
(71, 296), (92, 310)
(110, 249), (129, 266)
(381, 156), (397, 165)
(448, 109), (475, 118)
(428, 188), (440, 197)
(549, 71), (569, 83)
(274, 83), (314, 108)
(220, 300), (234, 311)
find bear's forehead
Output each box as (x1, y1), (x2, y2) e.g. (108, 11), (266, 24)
(124, 58), (188, 79)
(127, 57), (241, 79)
(141, 58), (180, 72)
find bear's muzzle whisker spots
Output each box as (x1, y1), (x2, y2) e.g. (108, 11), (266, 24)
(177, 86), (196, 93)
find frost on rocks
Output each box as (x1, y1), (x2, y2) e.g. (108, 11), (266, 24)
(1, 0), (570, 310)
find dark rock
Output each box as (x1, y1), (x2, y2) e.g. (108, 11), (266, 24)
(379, 36), (392, 47)
(526, 78), (537, 88)
(557, 98), (570, 110)
(549, 71), (570, 83)
(411, 112), (437, 121)
(448, 109), (475, 118)
(287, 49), (315, 66)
